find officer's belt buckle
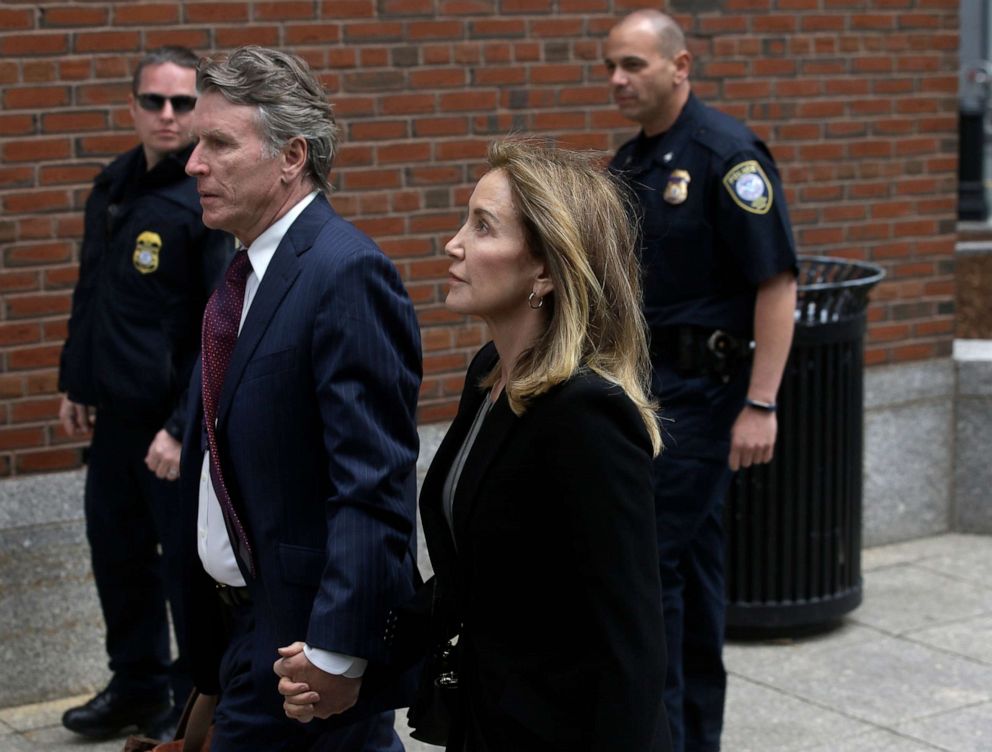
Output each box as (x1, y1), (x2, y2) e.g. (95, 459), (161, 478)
(706, 329), (755, 360)
(707, 330), (734, 360)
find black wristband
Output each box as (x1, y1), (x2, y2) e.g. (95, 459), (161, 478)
(745, 397), (776, 413)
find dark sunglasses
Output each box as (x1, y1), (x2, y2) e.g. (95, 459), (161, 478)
(136, 93), (197, 114)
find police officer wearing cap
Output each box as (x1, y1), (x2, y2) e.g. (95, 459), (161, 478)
(605, 11), (798, 752)
(58, 46), (231, 740)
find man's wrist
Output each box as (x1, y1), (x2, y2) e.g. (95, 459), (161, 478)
(163, 416), (184, 441)
(302, 644), (367, 678)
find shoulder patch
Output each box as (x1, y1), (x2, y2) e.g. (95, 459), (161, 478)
(722, 160), (773, 215)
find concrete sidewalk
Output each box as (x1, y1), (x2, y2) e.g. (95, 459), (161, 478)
(1, 533), (990, 751)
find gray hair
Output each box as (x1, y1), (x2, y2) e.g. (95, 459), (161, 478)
(196, 46), (339, 193)
(132, 46), (199, 93)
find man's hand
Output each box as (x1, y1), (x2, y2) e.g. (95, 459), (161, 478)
(59, 395), (93, 437)
(729, 270), (795, 472)
(273, 642), (361, 723)
(145, 429), (182, 481)
(728, 407), (777, 471)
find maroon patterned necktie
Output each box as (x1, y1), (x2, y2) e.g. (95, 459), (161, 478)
(201, 249), (255, 576)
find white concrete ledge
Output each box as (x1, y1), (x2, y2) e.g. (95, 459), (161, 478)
(954, 340), (992, 534)
(953, 338), (992, 360)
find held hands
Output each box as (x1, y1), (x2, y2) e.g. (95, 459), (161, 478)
(273, 642), (362, 723)
(728, 406), (777, 471)
(59, 395), (93, 437)
(144, 429), (182, 481)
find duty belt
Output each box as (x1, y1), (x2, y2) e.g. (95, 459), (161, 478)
(650, 326), (754, 382)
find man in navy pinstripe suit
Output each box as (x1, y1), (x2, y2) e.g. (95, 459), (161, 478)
(177, 47), (422, 751)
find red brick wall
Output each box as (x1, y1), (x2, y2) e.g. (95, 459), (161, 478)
(0, 1), (959, 476)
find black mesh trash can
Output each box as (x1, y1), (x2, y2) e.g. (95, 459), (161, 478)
(724, 256), (884, 638)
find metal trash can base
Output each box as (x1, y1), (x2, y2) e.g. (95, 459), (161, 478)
(724, 257), (883, 639)
(727, 583), (862, 640)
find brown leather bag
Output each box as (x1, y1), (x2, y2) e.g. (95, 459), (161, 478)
(122, 690), (216, 752)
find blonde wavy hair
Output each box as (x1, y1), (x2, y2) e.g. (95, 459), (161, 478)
(481, 139), (661, 456)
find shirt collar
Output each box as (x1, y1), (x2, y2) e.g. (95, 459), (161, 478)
(623, 93), (703, 173)
(242, 191), (319, 282)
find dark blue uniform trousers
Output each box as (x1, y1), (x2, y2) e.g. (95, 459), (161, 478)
(85, 412), (191, 704)
(212, 603), (402, 752)
(654, 451), (731, 752)
(652, 366), (748, 752)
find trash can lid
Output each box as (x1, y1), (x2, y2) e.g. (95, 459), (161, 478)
(796, 256), (885, 324)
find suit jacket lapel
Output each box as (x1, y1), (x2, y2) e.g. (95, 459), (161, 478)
(420, 375), (486, 583)
(216, 196), (332, 426)
(420, 344), (516, 581)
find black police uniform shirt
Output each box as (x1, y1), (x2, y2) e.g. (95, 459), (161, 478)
(59, 143), (231, 438)
(610, 94), (798, 457)
(610, 93), (797, 340)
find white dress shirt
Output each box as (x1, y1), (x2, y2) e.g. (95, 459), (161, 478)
(198, 191), (367, 678)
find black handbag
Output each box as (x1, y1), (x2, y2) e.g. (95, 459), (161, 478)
(407, 635), (460, 745)
(386, 575), (462, 746)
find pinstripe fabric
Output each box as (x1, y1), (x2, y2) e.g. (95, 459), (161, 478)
(178, 194), (422, 728)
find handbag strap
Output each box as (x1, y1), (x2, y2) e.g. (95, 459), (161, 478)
(180, 691), (217, 752)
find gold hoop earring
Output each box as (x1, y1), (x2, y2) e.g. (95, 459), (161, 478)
(528, 292), (544, 310)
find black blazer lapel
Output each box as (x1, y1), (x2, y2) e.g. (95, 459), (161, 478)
(450, 393), (516, 547)
(420, 377), (484, 583)
(421, 343), (503, 581)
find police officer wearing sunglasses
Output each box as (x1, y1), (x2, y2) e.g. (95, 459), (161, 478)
(59, 46), (232, 741)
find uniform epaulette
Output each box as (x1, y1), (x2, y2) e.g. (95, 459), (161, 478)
(689, 123), (757, 162)
(688, 102), (764, 162)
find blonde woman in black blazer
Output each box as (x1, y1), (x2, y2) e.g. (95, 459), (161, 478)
(411, 141), (672, 752)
